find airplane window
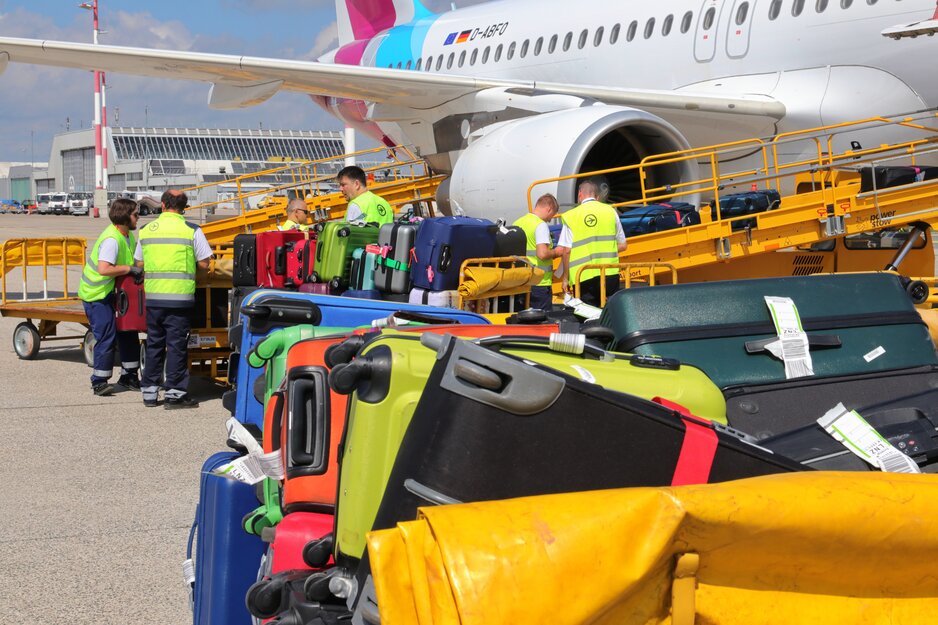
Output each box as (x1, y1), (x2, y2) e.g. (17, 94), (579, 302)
(470, 48), (478, 65)
(482, 46), (490, 63)
(866, 0), (877, 4)
(736, 2), (749, 23)
(458, 50), (466, 67)
(396, 61), (402, 69)
(447, 53), (454, 69)
(841, 0), (853, 8)
(494, 43), (503, 62)
(703, 7), (716, 28)
(405, 60), (412, 69)
(436, 55), (444, 70)
(534, 36), (544, 55)
(415, 58), (422, 71)
(816, 0), (828, 11)
(610, 23), (621, 44)
(644, 17), (656, 38)
(548, 34), (558, 53)
(627, 20), (638, 41)
(520, 39), (529, 57)
(507, 41), (516, 59)
(792, 0), (805, 15)
(426, 56), (433, 71)
(563, 31), (573, 51)
(681, 11), (693, 32)
(578, 29), (588, 49)
(594, 26), (604, 46)
(387, 64), (392, 68)
(769, 0), (783, 18)
(663, 14), (674, 35)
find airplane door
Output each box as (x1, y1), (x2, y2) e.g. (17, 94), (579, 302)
(694, 0), (722, 62)
(726, 0), (755, 58)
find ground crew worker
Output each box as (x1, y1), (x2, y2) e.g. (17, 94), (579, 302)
(513, 193), (568, 310)
(558, 179), (628, 307)
(280, 198), (311, 232)
(78, 198), (144, 396)
(338, 165), (393, 226)
(134, 190), (213, 409)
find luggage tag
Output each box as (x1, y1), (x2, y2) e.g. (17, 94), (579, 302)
(213, 418), (285, 484)
(818, 403), (920, 473)
(563, 294), (602, 321)
(763, 296), (813, 379)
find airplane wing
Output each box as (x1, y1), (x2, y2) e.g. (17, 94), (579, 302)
(0, 36), (785, 119)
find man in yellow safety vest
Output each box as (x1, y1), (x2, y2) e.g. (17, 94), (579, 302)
(134, 190), (213, 409)
(280, 198), (311, 232)
(513, 193), (568, 310)
(558, 179), (628, 307)
(78, 198), (144, 396)
(338, 165), (393, 226)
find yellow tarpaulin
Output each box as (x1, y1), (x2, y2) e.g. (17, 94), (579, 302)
(457, 265), (545, 300)
(1, 238), (86, 276)
(368, 472), (938, 625)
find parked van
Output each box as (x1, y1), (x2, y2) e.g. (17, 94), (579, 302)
(48, 193), (69, 215)
(36, 193), (52, 215)
(68, 192), (93, 216)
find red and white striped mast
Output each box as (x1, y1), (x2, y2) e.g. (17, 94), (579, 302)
(80, 0), (107, 217)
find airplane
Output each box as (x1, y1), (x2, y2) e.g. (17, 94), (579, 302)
(1, 0), (937, 221)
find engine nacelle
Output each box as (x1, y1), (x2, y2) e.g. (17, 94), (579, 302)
(446, 105), (698, 222)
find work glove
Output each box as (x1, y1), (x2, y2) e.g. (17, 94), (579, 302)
(127, 265), (144, 285)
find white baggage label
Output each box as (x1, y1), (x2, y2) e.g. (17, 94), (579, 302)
(817, 403), (920, 473)
(764, 296), (814, 379)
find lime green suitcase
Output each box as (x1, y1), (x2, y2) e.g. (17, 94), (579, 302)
(327, 331), (726, 565)
(312, 222), (380, 286)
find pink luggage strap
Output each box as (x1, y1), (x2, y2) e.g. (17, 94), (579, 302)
(652, 397), (718, 486)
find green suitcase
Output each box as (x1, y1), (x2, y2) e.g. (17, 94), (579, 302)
(312, 222), (380, 287)
(600, 273), (938, 390)
(327, 331), (726, 565)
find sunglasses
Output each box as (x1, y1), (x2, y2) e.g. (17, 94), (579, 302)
(295, 208), (309, 214)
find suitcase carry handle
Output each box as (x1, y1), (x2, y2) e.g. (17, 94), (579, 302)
(274, 245), (288, 275)
(116, 289), (129, 316)
(744, 333), (841, 354)
(474, 333), (612, 360)
(286, 366), (330, 476)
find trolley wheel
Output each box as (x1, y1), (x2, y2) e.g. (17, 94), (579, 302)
(82, 330), (96, 367)
(139, 339), (166, 383)
(13, 322), (41, 360)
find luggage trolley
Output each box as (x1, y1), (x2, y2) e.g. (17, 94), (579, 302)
(573, 261), (679, 307)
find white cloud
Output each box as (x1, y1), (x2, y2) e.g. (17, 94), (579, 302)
(305, 21), (338, 60)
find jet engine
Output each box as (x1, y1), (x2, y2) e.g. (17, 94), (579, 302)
(444, 105), (698, 222)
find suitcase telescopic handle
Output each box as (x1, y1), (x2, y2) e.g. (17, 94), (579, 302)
(475, 334), (611, 359)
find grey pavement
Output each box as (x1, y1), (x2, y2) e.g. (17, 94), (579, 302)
(1, 214), (229, 625)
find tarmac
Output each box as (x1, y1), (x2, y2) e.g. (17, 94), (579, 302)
(0, 213), (230, 625)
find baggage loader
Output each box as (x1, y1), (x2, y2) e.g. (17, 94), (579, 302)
(113, 274), (146, 332)
(411, 216), (497, 291)
(227, 289), (488, 427)
(374, 222), (418, 294)
(324, 331), (728, 569)
(600, 273), (938, 391)
(186, 451), (267, 625)
(312, 222), (379, 285)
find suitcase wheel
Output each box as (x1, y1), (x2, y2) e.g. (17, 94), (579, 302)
(329, 277), (346, 291)
(309, 272), (320, 283)
(328, 361), (367, 395)
(245, 577), (287, 619)
(906, 279), (930, 304)
(324, 336), (366, 368)
(338, 227), (350, 237)
(304, 571), (335, 601)
(302, 533), (334, 569)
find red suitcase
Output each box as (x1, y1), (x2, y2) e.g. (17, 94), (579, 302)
(113, 275), (147, 332)
(269, 511), (335, 574)
(284, 239), (317, 287)
(257, 231), (308, 288)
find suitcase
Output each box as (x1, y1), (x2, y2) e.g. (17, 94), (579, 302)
(284, 238), (317, 287)
(192, 287), (229, 331)
(229, 289), (488, 426)
(374, 222), (418, 294)
(600, 273), (938, 391)
(493, 223), (526, 256)
(619, 202), (698, 236)
(232, 234), (257, 287)
(326, 331), (727, 567)
(298, 282), (333, 295)
(348, 247), (377, 291)
(709, 189), (781, 230)
(408, 287), (458, 308)
(342, 289), (381, 300)
(113, 275), (146, 332)
(859, 165), (938, 193)
(187, 451), (267, 625)
(256, 230), (308, 288)
(411, 216), (497, 291)
(312, 222), (380, 285)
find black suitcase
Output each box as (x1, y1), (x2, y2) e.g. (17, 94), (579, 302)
(493, 223), (526, 257)
(233, 233), (258, 287)
(859, 165), (938, 192)
(709, 190), (780, 230)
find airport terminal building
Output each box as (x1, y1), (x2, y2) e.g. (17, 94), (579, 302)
(1, 126), (347, 203)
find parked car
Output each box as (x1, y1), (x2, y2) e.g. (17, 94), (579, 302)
(36, 193), (53, 215)
(48, 193), (69, 215)
(68, 192), (93, 216)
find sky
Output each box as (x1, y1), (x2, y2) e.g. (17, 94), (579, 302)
(0, 0), (475, 162)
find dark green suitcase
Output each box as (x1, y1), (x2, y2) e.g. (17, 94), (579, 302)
(600, 273), (938, 390)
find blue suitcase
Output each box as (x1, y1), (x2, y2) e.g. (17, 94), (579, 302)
(709, 190), (781, 230)
(342, 289), (382, 300)
(411, 217), (497, 291)
(187, 451), (267, 625)
(229, 289), (490, 428)
(619, 202), (698, 236)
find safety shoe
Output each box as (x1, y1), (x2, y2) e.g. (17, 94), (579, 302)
(117, 374), (141, 391)
(164, 394), (199, 410)
(143, 398), (160, 408)
(92, 383), (116, 397)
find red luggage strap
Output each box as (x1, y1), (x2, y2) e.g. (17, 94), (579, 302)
(653, 397), (718, 486)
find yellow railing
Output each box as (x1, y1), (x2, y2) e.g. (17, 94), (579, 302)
(573, 262), (678, 307)
(1, 238), (87, 303)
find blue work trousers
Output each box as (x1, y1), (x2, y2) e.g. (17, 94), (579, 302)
(82, 293), (140, 386)
(142, 306), (192, 401)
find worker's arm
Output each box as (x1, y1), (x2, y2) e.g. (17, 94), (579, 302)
(96, 260), (135, 277)
(133, 240), (144, 269)
(95, 238), (136, 276)
(615, 219), (628, 253)
(193, 229), (214, 271)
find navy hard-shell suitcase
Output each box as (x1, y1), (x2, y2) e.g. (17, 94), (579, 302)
(859, 165), (938, 193)
(230, 289), (489, 427)
(709, 190), (780, 230)
(619, 202), (698, 236)
(342, 289), (382, 300)
(188, 451), (266, 625)
(411, 217), (496, 291)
